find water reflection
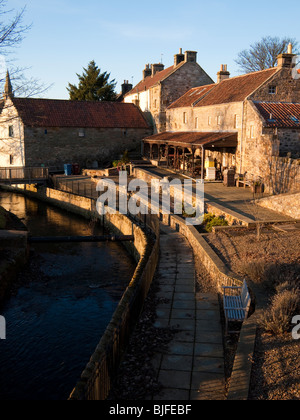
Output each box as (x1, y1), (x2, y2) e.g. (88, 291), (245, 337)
(0, 192), (136, 400)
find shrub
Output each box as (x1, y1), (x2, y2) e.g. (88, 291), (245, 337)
(259, 288), (300, 334)
(203, 213), (228, 232)
(239, 259), (267, 284)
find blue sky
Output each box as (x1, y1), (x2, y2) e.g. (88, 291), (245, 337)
(3, 0), (300, 99)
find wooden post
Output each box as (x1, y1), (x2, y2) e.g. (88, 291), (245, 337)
(166, 145), (169, 167)
(192, 148), (195, 178)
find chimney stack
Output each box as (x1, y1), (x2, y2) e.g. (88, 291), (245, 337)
(151, 63), (164, 77)
(121, 80), (133, 96)
(184, 51), (197, 63)
(174, 48), (185, 67)
(217, 64), (230, 83)
(143, 64), (152, 80)
(277, 43), (296, 68)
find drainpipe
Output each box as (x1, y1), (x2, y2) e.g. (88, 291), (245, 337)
(239, 101), (245, 175)
(201, 145), (205, 180)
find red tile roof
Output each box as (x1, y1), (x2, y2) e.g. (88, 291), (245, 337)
(168, 84), (215, 109)
(144, 131), (237, 147)
(253, 101), (300, 127)
(10, 98), (150, 128)
(124, 64), (180, 96)
(168, 67), (278, 109)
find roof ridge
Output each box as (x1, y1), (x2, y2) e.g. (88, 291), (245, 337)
(124, 61), (190, 97)
(222, 67), (278, 82)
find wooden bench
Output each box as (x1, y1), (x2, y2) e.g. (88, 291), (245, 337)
(236, 179), (252, 188)
(222, 280), (251, 334)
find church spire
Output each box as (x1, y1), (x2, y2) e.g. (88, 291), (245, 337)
(3, 70), (13, 99)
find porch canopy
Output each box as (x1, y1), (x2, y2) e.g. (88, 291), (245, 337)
(143, 131), (237, 178)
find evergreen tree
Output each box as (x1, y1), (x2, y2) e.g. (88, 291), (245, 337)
(67, 60), (117, 101)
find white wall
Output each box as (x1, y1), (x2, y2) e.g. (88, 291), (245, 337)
(0, 98), (25, 167)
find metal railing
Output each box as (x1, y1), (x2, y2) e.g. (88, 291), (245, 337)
(0, 167), (49, 184)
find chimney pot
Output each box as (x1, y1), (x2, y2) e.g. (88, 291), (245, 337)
(174, 48), (185, 67)
(217, 65), (230, 83)
(277, 44), (296, 69)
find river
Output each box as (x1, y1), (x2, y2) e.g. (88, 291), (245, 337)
(0, 191), (136, 400)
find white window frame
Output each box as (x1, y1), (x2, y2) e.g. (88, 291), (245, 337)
(234, 114), (240, 129)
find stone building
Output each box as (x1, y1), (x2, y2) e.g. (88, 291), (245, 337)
(143, 45), (300, 192)
(0, 73), (151, 169)
(123, 49), (214, 133)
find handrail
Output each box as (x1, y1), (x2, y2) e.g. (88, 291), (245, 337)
(0, 167), (49, 182)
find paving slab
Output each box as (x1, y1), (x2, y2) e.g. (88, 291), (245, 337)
(150, 225), (225, 400)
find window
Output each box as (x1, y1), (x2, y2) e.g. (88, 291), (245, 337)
(183, 112), (187, 124)
(9, 155), (14, 165)
(250, 125), (255, 138)
(234, 114), (240, 129)
(217, 115), (222, 126)
(269, 85), (277, 94)
(78, 129), (85, 137)
(208, 116), (212, 126)
(195, 117), (198, 129)
(8, 126), (14, 137)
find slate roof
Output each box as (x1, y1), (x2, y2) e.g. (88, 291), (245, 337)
(9, 98), (150, 128)
(253, 101), (300, 128)
(169, 67), (278, 109)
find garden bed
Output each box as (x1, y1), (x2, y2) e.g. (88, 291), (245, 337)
(203, 225), (300, 400)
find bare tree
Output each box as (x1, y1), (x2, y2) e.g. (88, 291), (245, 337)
(0, 1), (51, 98)
(235, 36), (299, 73)
(0, 1), (31, 54)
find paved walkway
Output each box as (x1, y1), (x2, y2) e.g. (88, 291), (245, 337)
(142, 166), (294, 223)
(150, 225), (225, 400)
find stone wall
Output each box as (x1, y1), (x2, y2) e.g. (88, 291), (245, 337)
(277, 128), (300, 158)
(23, 126), (151, 169)
(0, 96), (152, 169)
(257, 191), (300, 219)
(264, 156), (300, 194)
(250, 67), (300, 103)
(125, 61), (213, 133)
